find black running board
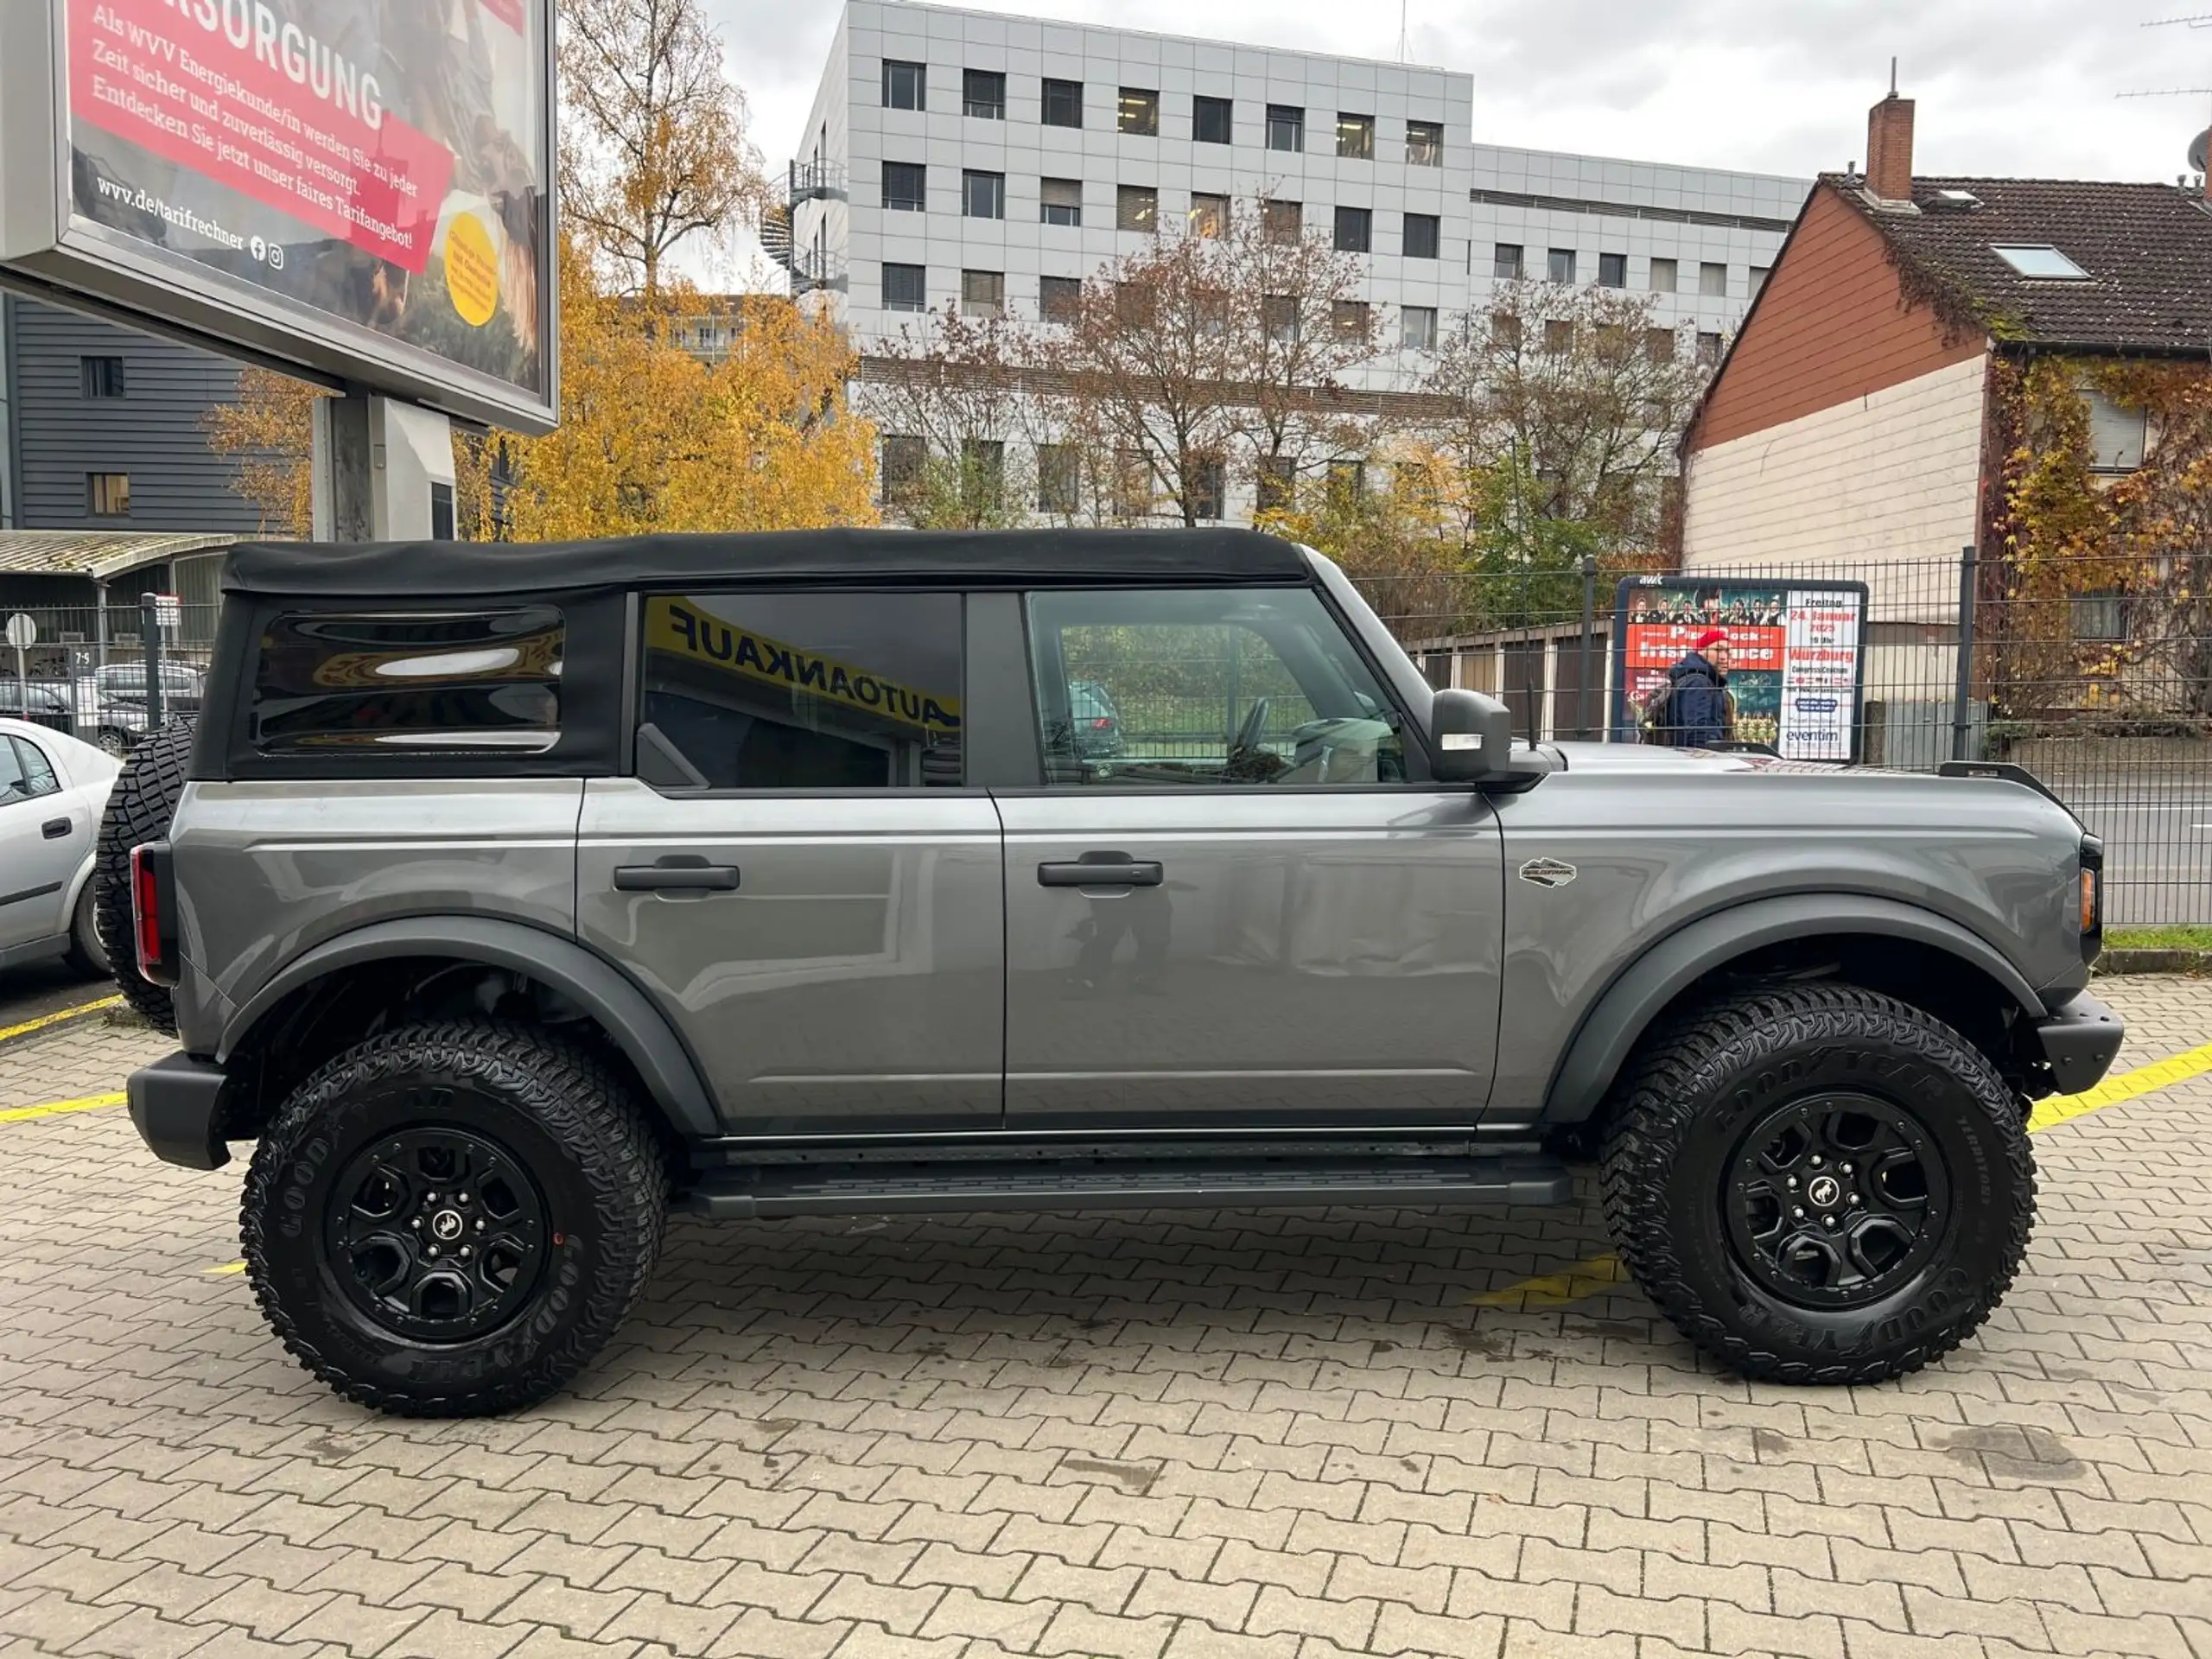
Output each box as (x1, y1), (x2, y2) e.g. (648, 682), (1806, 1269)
(680, 1155), (1572, 1219)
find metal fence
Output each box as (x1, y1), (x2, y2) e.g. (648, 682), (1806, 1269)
(0, 601), (219, 756)
(1357, 548), (2212, 927)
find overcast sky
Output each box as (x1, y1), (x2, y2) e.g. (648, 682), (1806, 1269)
(699, 0), (2207, 283)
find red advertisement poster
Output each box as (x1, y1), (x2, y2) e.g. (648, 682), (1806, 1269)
(65, 0), (549, 400)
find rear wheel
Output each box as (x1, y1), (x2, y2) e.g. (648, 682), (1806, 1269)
(62, 882), (111, 979)
(92, 719), (194, 1032)
(240, 1020), (668, 1416)
(1600, 984), (2034, 1384)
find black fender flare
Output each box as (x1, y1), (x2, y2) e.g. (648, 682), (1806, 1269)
(1540, 893), (2047, 1124)
(217, 915), (721, 1139)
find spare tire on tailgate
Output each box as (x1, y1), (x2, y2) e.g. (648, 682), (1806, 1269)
(94, 720), (196, 1035)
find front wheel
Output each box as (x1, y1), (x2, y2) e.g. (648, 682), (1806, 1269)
(1600, 984), (2034, 1384)
(241, 1021), (668, 1416)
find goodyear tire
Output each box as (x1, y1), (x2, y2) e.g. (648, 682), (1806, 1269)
(1600, 984), (2034, 1384)
(92, 718), (195, 1033)
(241, 1021), (667, 1417)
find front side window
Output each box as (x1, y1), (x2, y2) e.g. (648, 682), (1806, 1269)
(640, 594), (963, 790)
(251, 608), (563, 756)
(1027, 588), (1404, 787)
(0, 735), (60, 805)
(963, 68), (1005, 118)
(883, 60), (925, 111)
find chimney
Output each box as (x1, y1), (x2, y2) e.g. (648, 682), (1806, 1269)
(1866, 91), (1916, 204)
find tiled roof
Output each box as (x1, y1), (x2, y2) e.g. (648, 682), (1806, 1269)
(1828, 173), (2212, 352)
(0, 532), (238, 581)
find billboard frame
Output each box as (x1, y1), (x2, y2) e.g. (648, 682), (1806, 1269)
(0, 0), (559, 434)
(1611, 575), (1872, 763)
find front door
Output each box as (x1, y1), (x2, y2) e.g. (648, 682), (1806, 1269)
(0, 732), (82, 957)
(576, 590), (1003, 1136)
(998, 585), (1504, 1133)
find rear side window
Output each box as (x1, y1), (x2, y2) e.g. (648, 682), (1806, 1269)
(639, 592), (963, 788)
(251, 609), (564, 755)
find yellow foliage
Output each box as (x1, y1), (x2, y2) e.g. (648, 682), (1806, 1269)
(200, 365), (322, 534)
(501, 245), (879, 539)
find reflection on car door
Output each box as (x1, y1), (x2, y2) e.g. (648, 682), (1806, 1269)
(0, 734), (82, 957)
(575, 591), (1006, 1135)
(996, 587), (1504, 1133)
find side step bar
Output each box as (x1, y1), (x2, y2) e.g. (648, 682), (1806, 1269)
(680, 1155), (1572, 1219)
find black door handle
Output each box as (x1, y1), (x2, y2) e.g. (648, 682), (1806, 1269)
(1038, 855), (1164, 888)
(614, 863), (740, 892)
(41, 817), (70, 840)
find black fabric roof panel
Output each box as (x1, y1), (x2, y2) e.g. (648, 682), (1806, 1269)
(224, 528), (1312, 598)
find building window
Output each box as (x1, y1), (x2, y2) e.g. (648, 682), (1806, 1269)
(1037, 443), (1080, 513)
(1333, 206), (1371, 253)
(1040, 177), (1083, 226)
(1256, 454), (1295, 512)
(961, 270), (1004, 318)
(959, 438), (1005, 512)
(1262, 294), (1300, 343)
(1119, 87), (1159, 136)
(882, 262), (925, 312)
(882, 60), (925, 111)
(1113, 450), (1152, 518)
(1699, 261), (1728, 297)
(1643, 327), (1675, 364)
(1262, 199), (1302, 244)
(1750, 264), (1770, 296)
(1267, 104), (1304, 152)
(1649, 257), (1678, 293)
(86, 473), (130, 516)
(1327, 460), (1365, 504)
(1403, 213), (1440, 260)
(1114, 281), (1154, 327)
(1401, 304), (1439, 351)
(79, 356), (125, 398)
(1494, 243), (1524, 280)
(1336, 112), (1374, 159)
(1116, 184), (1159, 233)
(1042, 77), (1083, 128)
(1696, 330), (1723, 365)
(1194, 286), (1230, 336)
(963, 169), (1005, 219)
(1491, 312), (1522, 349)
(1599, 251), (1627, 289)
(1993, 244), (2090, 280)
(2087, 391), (2148, 473)
(1190, 193), (1230, 237)
(1332, 299), (1371, 340)
(1185, 455), (1226, 520)
(1405, 119), (1444, 166)
(1193, 94), (1232, 144)
(881, 435), (925, 502)
(1541, 319), (1574, 354)
(1039, 275), (1083, 323)
(881, 160), (925, 212)
(963, 68), (1005, 119)
(2073, 590), (2126, 642)
(1548, 247), (1576, 284)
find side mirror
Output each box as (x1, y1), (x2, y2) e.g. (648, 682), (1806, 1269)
(1430, 688), (1515, 783)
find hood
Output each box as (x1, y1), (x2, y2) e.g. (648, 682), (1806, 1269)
(1668, 652), (1717, 683)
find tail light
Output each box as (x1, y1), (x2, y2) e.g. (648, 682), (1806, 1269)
(130, 842), (179, 986)
(1090, 717), (1113, 730)
(2077, 836), (2104, 963)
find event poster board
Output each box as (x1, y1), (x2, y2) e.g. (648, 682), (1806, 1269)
(3, 0), (555, 430)
(1612, 577), (1870, 762)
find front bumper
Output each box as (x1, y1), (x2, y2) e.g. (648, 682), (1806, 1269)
(127, 1052), (231, 1170)
(2032, 992), (2126, 1096)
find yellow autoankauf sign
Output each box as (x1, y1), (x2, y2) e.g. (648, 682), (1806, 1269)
(649, 600), (961, 734)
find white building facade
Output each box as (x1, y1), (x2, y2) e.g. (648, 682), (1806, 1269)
(785, 0), (1808, 515)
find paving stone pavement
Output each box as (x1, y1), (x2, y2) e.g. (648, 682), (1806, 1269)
(0, 979), (2208, 1659)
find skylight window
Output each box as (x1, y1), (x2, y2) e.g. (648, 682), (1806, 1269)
(1992, 244), (2089, 280)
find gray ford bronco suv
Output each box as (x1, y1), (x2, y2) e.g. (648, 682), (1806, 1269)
(108, 529), (2123, 1416)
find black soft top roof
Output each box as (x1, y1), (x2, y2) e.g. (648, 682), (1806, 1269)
(222, 527), (1312, 599)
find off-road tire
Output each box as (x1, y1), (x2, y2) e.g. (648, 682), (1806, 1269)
(241, 1020), (668, 1417)
(1599, 984), (2034, 1385)
(92, 718), (195, 1032)
(62, 881), (110, 979)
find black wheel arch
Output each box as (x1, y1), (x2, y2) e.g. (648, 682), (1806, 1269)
(218, 915), (721, 1142)
(1541, 893), (2051, 1126)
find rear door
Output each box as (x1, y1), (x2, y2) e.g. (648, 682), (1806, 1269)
(995, 584), (1505, 1133)
(576, 589), (1004, 1136)
(0, 733), (82, 954)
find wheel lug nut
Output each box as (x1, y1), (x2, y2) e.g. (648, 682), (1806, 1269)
(1847, 1192), (1860, 1206)
(426, 1246), (440, 1259)
(1792, 1206), (1806, 1220)
(456, 1192), (470, 1205)
(410, 1217), (422, 1230)
(459, 1247), (472, 1261)
(475, 1219), (486, 1232)
(426, 1192), (439, 1205)
(1787, 1177), (1799, 1189)
(1822, 1215), (1837, 1229)
(1841, 1163), (1854, 1175)
(1809, 1156), (1824, 1169)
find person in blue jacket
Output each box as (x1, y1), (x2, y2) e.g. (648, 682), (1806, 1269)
(1649, 629), (1736, 747)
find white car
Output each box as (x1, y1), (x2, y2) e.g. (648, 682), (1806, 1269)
(0, 717), (120, 976)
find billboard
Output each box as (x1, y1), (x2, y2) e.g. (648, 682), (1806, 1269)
(1613, 577), (1870, 762)
(1, 0), (556, 431)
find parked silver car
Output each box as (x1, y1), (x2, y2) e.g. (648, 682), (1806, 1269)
(109, 531), (2121, 1415)
(0, 717), (117, 976)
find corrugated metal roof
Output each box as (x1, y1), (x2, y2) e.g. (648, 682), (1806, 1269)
(0, 531), (239, 582)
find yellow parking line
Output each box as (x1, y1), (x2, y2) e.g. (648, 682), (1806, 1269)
(203, 1260), (247, 1275)
(0, 1090), (126, 1125)
(1472, 1038), (2212, 1311)
(0, 995), (123, 1048)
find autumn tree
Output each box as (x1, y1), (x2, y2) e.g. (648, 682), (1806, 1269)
(1236, 200), (1386, 501)
(862, 306), (1046, 528)
(201, 367), (323, 533)
(557, 0), (769, 302)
